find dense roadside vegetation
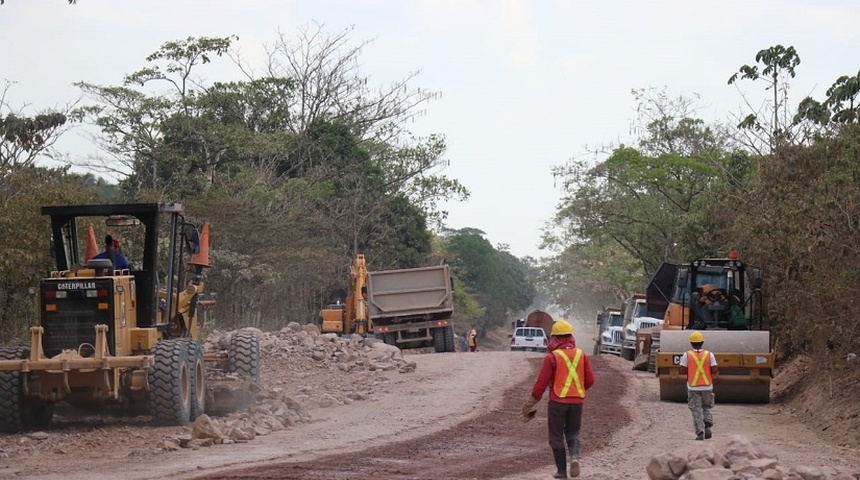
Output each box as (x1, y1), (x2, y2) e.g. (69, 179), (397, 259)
(0, 28), (534, 340)
(545, 45), (860, 369)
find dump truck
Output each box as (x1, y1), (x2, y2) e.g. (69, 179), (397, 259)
(620, 293), (664, 362)
(594, 306), (623, 356)
(521, 310), (555, 338)
(366, 263), (456, 353)
(645, 252), (773, 403)
(0, 203), (259, 432)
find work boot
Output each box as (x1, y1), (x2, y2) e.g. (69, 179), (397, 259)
(569, 459), (580, 478)
(566, 448), (580, 478)
(695, 431), (704, 441)
(552, 448), (567, 478)
(704, 423), (713, 439)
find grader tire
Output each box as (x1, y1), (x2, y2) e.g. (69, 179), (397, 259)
(0, 346), (26, 433)
(229, 331), (260, 382)
(185, 339), (206, 420)
(148, 339), (192, 426)
(0, 345), (52, 433)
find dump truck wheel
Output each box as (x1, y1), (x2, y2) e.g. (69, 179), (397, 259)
(185, 339), (206, 420)
(382, 333), (397, 346)
(229, 331), (260, 382)
(0, 346), (26, 433)
(148, 339), (192, 426)
(433, 327), (447, 353)
(443, 325), (455, 352)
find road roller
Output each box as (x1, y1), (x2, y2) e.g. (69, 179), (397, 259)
(646, 252), (774, 403)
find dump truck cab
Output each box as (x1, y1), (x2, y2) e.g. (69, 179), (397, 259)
(595, 306), (623, 356)
(621, 294), (664, 361)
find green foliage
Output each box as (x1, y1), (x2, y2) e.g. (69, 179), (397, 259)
(546, 88), (748, 321)
(443, 228), (536, 335)
(728, 45), (803, 152)
(539, 235), (643, 317)
(0, 167), (100, 340)
(71, 30), (466, 331)
(729, 124), (860, 359)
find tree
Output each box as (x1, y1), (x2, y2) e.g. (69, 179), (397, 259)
(1, 80), (79, 171)
(444, 228), (536, 335)
(793, 70), (860, 140)
(75, 29), (467, 331)
(728, 45), (802, 153)
(0, 167), (100, 340)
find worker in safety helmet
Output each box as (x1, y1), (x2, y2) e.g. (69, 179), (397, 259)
(92, 235), (130, 270)
(679, 330), (719, 440)
(468, 328), (478, 352)
(521, 320), (595, 478)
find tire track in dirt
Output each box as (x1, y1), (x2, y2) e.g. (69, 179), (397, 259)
(195, 355), (627, 480)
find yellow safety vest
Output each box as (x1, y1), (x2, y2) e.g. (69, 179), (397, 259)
(552, 348), (586, 399)
(686, 349), (714, 387)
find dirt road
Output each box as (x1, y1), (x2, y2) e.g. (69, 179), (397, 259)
(1, 344), (858, 479)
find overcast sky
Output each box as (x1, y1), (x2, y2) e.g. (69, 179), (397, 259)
(2, 1), (858, 259)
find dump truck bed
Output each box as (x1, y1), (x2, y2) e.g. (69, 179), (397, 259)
(365, 265), (453, 319)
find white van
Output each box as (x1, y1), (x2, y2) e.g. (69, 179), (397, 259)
(510, 327), (548, 352)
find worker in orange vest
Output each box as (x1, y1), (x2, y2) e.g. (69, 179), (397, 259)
(679, 330), (719, 440)
(520, 320), (595, 478)
(468, 328), (478, 352)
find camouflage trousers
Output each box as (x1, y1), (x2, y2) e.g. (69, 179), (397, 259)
(687, 389), (715, 434)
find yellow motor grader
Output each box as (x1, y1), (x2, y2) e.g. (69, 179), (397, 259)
(644, 252), (774, 403)
(0, 203), (259, 432)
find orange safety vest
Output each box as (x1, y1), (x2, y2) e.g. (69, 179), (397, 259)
(552, 348), (586, 399)
(686, 349), (714, 387)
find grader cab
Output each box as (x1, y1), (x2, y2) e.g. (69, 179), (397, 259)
(0, 203), (260, 432)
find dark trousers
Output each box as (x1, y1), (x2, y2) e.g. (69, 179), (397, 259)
(547, 400), (582, 455)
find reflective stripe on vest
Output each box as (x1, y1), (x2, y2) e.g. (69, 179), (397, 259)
(686, 349), (713, 387)
(552, 348), (585, 399)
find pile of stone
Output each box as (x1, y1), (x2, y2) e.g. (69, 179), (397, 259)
(646, 436), (860, 480)
(162, 323), (416, 449)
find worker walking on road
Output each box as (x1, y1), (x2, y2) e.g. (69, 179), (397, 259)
(679, 330), (719, 440)
(521, 320), (595, 478)
(468, 328), (478, 352)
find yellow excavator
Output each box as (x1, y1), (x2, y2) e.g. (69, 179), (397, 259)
(320, 254), (371, 335)
(645, 252), (774, 403)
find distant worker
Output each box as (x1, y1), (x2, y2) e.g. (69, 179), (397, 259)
(679, 330), (719, 440)
(468, 328), (478, 352)
(521, 320), (595, 478)
(458, 334), (468, 352)
(92, 235), (130, 270)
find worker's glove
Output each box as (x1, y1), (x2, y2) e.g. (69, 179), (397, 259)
(521, 396), (539, 423)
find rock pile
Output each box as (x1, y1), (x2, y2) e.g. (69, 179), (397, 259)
(646, 436), (860, 480)
(171, 323), (416, 448)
